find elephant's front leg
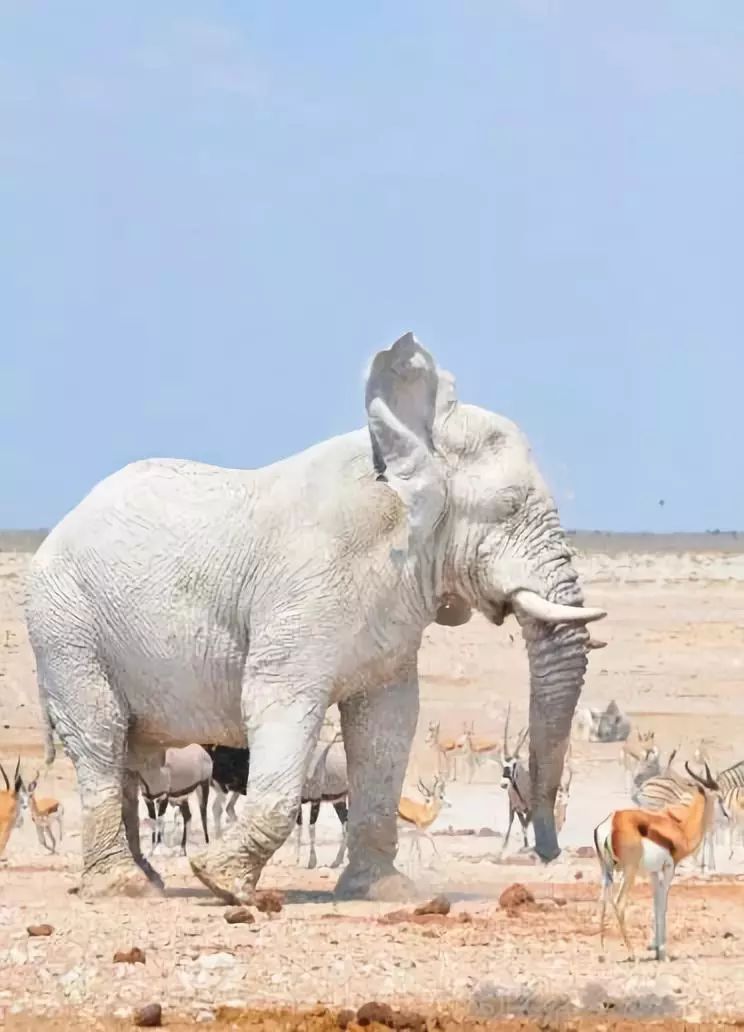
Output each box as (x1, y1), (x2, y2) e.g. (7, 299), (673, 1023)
(189, 674), (327, 905)
(334, 670), (419, 901)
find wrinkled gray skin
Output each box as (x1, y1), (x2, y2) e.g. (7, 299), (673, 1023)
(25, 333), (605, 903)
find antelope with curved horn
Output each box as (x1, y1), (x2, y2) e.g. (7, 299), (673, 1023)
(498, 704), (532, 854)
(594, 761), (724, 961)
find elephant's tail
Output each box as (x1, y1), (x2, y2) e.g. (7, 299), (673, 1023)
(40, 692), (56, 769)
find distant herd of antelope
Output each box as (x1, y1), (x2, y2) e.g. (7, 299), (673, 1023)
(2, 700), (744, 963)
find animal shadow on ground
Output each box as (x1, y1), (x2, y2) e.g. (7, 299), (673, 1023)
(472, 979), (682, 1021)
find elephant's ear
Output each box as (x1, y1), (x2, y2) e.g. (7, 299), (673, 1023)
(365, 332), (448, 535)
(435, 367), (458, 421)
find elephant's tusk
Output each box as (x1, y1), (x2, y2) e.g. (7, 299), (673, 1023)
(586, 638), (608, 650)
(512, 589), (606, 626)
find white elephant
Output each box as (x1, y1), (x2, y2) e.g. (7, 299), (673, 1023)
(25, 332), (605, 903)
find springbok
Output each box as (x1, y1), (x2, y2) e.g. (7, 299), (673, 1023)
(25, 771), (64, 853)
(425, 721), (459, 781)
(455, 720), (502, 783)
(633, 750), (739, 874)
(594, 761), (724, 961)
(554, 783), (569, 835)
(0, 758), (23, 861)
(397, 775), (450, 871)
(553, 741), (576, 834)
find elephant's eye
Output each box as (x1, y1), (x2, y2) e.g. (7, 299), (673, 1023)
(490, 487), (523, 520)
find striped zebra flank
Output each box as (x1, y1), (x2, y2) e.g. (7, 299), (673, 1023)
(723, 784), (744, 859)
(717, 760), (744, 793)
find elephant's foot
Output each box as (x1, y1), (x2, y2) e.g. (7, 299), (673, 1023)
(334, 862), (419, 902)
(515, 847), (555, 867)
(79, 861), (164, 900)
(189, 847), (258, 906)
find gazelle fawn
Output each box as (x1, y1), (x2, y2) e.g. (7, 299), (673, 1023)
(26, 771), (64, 854)
(594, 761), (723, 962)
(0, 758), (24, 860)
(397, 776), (450, 871)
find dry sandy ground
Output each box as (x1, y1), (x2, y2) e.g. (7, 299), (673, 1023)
(2, 538), (744, 1028)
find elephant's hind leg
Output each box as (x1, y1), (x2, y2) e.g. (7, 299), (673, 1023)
(45, 656), (162, 899)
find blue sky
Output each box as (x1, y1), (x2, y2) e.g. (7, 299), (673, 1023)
(2, 1), (742, 531)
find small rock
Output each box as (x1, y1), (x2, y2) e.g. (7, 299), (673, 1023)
(255, 890), (284, 915)
(498, 883), (535, 910)
(134, 1003), (162, 1027)
(113, 946), (146, 964)
(574, 871), (584, 880)
(357, 1001), (396, 1026)
(413, 895), (451, 917)
(27, 924), (54, 937)
(477, 827), (498, 837)
(723, 930), (735, 939)
(393, 1010), (426, 1031)
(337, 1009), (356, 1029)
(575, 846), (595, 858)
(224, 907), (255, 925)
(196, 1010), (215, 1023)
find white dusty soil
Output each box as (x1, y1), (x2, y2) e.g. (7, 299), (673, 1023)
(2, 541), (744, 1028)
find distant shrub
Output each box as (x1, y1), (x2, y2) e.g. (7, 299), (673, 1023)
(0, 529), (48, 553)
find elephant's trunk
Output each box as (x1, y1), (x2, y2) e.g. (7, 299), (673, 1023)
(514, 530), (599, 861)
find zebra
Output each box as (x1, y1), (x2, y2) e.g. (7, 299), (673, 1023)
(722, 786), (744, 858)
(139, 744), (212, 855)
(630, 745), (677, 805)
(711, 761), (744, 854)
(204, 745), (249, 839)
(716, 759), (744, 792)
